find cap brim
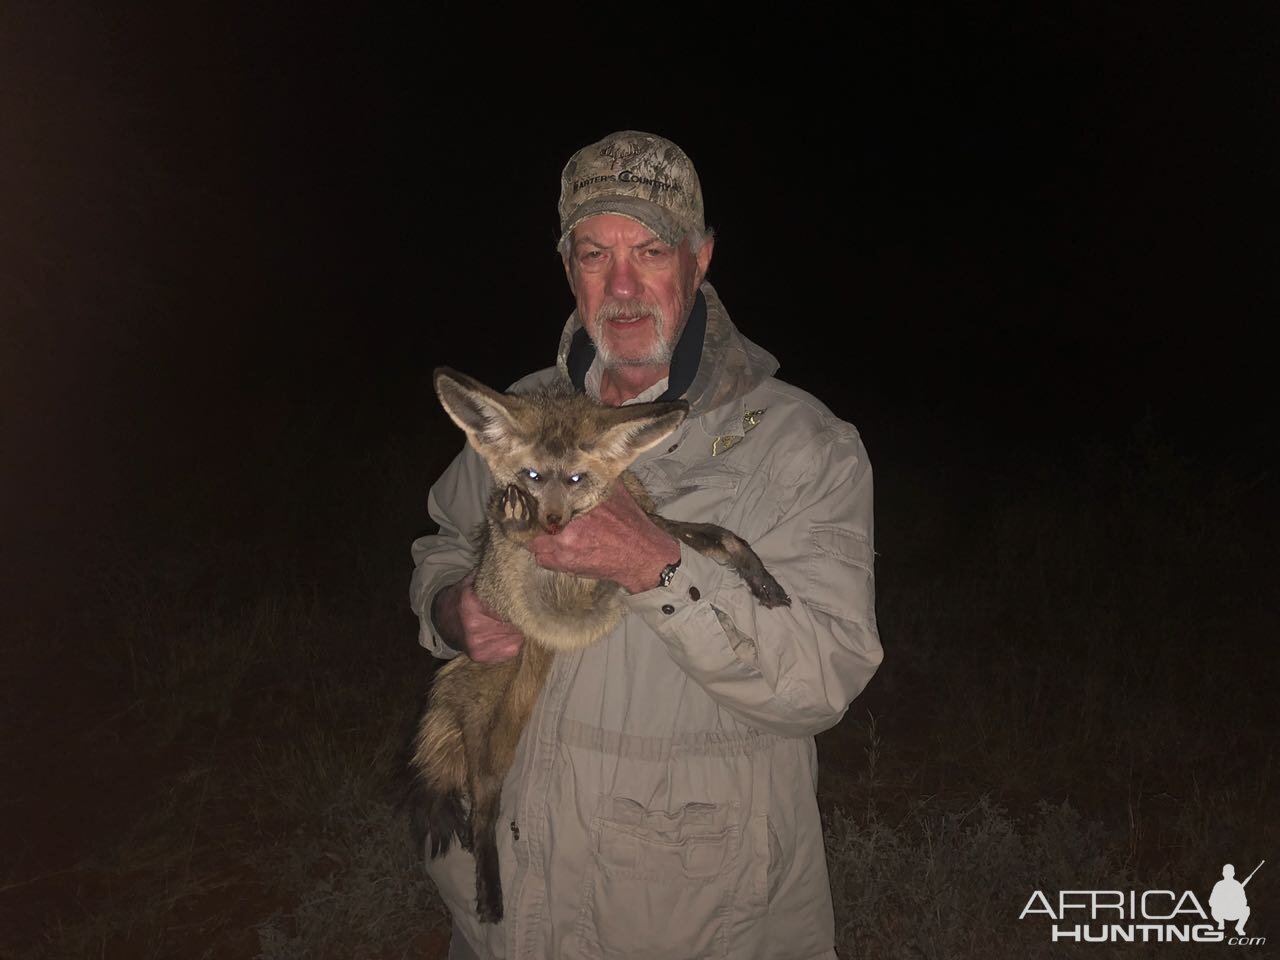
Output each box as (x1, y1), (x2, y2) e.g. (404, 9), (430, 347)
(560, 196), (687, 247)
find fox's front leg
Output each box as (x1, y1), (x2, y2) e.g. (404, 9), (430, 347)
(651, 516), (791, 609)
(493, 484), (539, 543)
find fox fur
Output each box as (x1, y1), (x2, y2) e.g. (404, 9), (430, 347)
(408, 368), (790, 924)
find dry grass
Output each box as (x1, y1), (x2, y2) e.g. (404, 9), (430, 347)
(2, 420), (1275, 958)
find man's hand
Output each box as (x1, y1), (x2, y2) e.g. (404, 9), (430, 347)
(528, 482), (680, 595)
(431, 570), (524, 663)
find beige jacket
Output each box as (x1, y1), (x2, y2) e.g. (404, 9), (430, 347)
(409, 283), (882, 960)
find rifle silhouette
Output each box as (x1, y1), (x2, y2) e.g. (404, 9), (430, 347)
(1242, 860), (1265, 887)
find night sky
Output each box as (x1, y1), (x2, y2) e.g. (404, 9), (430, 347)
(3, 5), (1276, 607)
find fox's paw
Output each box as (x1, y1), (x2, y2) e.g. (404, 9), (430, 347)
(751, 573), (791, 609)
(475, 846), (504, 924)
(744, 565), (791, 609)
(476, 891), (504, 925)
(498, 484), (536, 536)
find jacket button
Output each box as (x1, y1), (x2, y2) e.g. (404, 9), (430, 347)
(661, 604), (675, 615)
(688, 586), (700, 601)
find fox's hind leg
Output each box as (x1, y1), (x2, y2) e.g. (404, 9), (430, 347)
(462, 738), (510, 924)
(469, 790), (504, 923)
(456, 651), (550, 924)
(649, 517), (792, 609)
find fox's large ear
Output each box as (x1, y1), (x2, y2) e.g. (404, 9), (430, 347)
(587, 400), (688, 471)
(433, 368), (524, 458)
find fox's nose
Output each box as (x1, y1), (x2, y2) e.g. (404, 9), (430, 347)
(545, 513), (562, 528)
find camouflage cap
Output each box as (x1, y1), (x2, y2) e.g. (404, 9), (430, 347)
(558, 131), (704, 247)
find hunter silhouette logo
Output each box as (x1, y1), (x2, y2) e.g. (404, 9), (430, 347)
(1018, 858), (1266, 946)
(1210, 861), (1263, 937)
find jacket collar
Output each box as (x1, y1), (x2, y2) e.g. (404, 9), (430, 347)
(563, 291), (707, 403)
(555, 281), (778, 419)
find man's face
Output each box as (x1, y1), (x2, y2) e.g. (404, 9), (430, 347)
(564, 214), (713, 369)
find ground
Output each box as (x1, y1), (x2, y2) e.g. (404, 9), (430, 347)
(2, 425), (1275, 959)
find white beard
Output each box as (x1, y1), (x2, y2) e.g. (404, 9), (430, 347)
(589, 297), (687, 368)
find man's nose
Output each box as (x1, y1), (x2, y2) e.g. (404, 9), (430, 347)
(605, 256), (638, 300)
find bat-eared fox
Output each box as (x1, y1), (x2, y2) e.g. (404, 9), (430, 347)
(407, 367), (789, 924)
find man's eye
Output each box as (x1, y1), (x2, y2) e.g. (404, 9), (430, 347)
(580, 251), (604, 262)
(523, 469), (541, 481)
(643, 247), (669, 258)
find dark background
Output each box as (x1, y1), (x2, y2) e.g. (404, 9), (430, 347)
(1, 5), (1277, 953)
(3, 3), (1275, 612)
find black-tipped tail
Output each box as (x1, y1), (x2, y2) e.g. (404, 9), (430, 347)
(406, 777), (472, 859)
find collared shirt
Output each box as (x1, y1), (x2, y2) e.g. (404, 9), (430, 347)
(582, 361), (670, 405)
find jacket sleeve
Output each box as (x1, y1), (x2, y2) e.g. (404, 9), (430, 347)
(625, 422), (882, 737)
(409, 443), (490, 659)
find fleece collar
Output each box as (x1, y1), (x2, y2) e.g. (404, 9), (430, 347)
(556, 282), (778, 418)
(563, 291), (707, 403)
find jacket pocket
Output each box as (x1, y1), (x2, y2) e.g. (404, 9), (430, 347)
(637, 461), (743, 528)
(572, 796), (739, 960)
(806, 523), (876, 623)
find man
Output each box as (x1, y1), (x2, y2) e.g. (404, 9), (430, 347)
(410, 130), (883, 960)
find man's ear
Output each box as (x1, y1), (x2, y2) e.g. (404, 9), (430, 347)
(693, 235), (714, 287)
(561, 236), (577, 295)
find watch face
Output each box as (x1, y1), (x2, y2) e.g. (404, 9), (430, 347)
(659, 561), (680, 588)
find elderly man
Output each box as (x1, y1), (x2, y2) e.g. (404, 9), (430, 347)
(410, 131), (882, 960)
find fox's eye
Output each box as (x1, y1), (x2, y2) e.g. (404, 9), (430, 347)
(567, 473), (583, 484)
(523, 468), (541, 481)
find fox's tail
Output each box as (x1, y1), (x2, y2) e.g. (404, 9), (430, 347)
(398, 678), (472, 859)
(405, 775), (472, 859)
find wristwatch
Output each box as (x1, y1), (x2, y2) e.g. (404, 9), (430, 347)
(657, 558), (681, 589)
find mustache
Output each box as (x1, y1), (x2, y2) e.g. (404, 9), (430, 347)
(593, 300), (666, 325)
